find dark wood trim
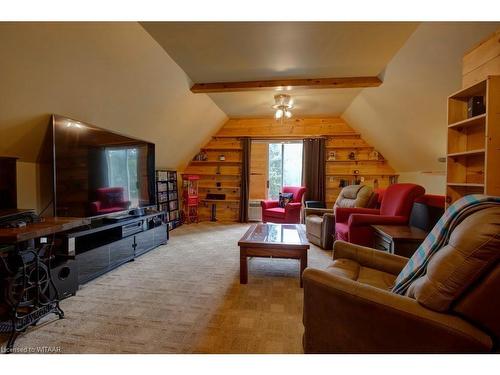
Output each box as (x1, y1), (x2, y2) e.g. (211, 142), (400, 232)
(371, 224), (427, 258)
(0, 217), (90, 243)
(191, 76), (382, 93)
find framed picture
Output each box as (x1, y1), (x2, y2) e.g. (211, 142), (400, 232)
(327, 151), (336, 161)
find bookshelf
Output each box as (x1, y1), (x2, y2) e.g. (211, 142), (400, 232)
(156, 170), (181, 230)
(446, 75), (500, 206)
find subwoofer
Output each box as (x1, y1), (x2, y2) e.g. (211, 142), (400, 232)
(50, 258), (78, 300)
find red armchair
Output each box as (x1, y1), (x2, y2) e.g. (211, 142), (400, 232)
(261, 186), (307, 224)
(335, 183), (425, 247)
(90, 187), (131, 215)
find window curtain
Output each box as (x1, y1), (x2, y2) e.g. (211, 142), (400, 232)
(302, 138), (325, 202)
(239, 137), (251, 222)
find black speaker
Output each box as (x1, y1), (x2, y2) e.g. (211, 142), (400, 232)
(467, 96), (485, 118)
(206, 193), (226, 200)
(50, 258), (78, 300)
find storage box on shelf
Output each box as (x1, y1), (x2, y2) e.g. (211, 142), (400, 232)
(446, 75), (500, 206)
(156, 170), (181, 230)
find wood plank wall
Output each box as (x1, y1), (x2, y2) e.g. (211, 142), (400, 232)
(249, 142), (268, 201)
(182, 117), (397, 222)
(462, 30), (500, 87)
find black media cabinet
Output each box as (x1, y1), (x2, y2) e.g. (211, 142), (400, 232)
(64, 210), (168, 284)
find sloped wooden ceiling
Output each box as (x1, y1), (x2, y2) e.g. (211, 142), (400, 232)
(1, 21), (499, 195)
(142, 22), (419, 117)
(0, 22), (227, 169)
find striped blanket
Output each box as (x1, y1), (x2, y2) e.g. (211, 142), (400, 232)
(392, 194), (500, 295)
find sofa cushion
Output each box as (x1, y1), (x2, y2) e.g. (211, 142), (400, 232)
(407, 207), (500, 312)
(335, 185), (374, 209)
(305, 215), (323, 238)
(341, 185), (364, 200)
(326, 259), (360, 279)
(453, 265), (500, 345)
(279, 192), (294, 208)
(263, 207), (286, 218)
(326, 258), (396, 290)
(357, 266), (396, 290)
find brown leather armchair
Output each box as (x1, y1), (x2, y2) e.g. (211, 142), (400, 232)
(304, 185), (376, 249)
(303, 206), (500, 353)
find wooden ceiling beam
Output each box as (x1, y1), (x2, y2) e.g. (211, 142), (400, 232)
(190, 76), (382, 93)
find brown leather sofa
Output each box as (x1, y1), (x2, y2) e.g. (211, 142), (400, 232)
(303, 206), (500, 353)
(304, 185), (375, 249)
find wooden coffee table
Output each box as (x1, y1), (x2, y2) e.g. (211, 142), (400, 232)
(238, 223), (310, 287)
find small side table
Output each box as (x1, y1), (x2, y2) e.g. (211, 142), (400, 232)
(371, 225), (428, 258)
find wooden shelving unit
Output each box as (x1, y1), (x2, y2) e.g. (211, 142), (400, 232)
(190, 160), (242, 165)
(183, 117), (399, 222)
(325, 173), (398, 177)
(447, 149), (486, 157)
(447, 182), (485, 187)
(325, 146), (374, 150)
(183, 137), (243, 222)
(156, 170), (181, 230)
(193, 173), (241, 177)
(200, 147), (242, 151)
(446, 75), (500, 206)
(323, 134), (396, 206)
(448, 113), (486, 129)
(326, 159), (386, 163)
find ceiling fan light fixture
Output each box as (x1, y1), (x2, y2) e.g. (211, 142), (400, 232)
(272, 94), (293, 123)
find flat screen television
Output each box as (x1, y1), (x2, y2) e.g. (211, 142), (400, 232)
(49, 115), (155, 218)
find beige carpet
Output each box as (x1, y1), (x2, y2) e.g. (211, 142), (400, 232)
(0, 222), (332, 353)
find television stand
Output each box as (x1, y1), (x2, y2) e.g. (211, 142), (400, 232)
(62, 209), (167, 285)
(103, 213), (137, 223)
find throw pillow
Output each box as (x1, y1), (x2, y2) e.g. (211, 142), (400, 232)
(279, 192), (294, 208)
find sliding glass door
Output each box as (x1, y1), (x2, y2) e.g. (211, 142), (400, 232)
(268, 142), (303, 200)
(248, 140), (303, 221)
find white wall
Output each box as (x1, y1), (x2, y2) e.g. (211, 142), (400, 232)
(16, 162), (39, 210)
(342, 22), (499, 194)
(398, 172), (446, 195)
(0, 22), (228, 211)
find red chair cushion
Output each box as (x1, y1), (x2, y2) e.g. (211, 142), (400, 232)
(415, 194), (445, 208)
(282, 186), (307, 203)
(94, 206), (128, 214)
(264, 207), (286, 218)
(335, 223), (349, 241)
(379, 183), (425, 217)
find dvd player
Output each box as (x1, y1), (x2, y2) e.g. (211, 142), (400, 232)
(121, 221), (144, 237)
(103, 213), (137, 223)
